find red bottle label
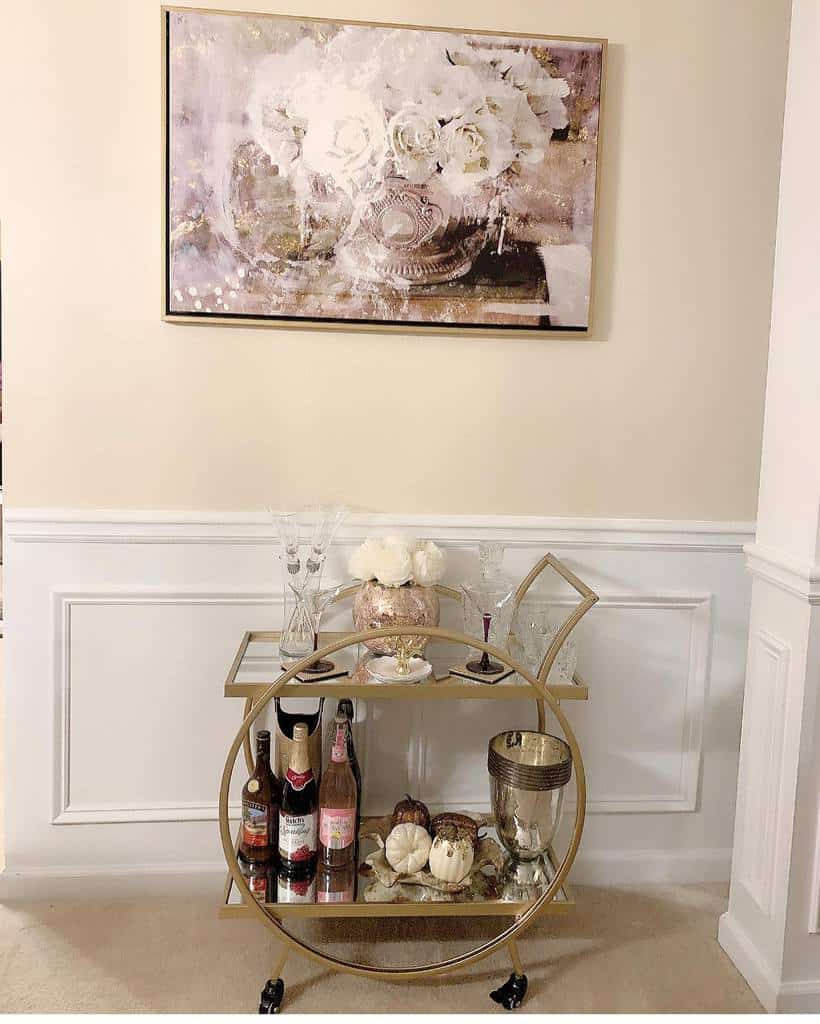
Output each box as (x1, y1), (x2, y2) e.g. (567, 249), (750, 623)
(248, 874), (268, 902)
(242, 799), (269, 847)
(278, 874), (316, 903)
(286, 767), (313, 791)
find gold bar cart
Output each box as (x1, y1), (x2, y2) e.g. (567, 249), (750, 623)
(218, 554), (597, 1012)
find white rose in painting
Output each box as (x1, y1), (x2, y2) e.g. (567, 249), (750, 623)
(349, 538), (384, 581)
(387, 104), (442, 184)
(375, 540), (413, 588)
(299, 85), (387, 193)
(246, 43), (317, 175)
(440, 111), (514, 195)
(412, 542), (446, 587)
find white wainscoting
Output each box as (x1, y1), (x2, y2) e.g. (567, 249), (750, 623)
(2, 509), (754, 883)
(736, 630), (791, 918)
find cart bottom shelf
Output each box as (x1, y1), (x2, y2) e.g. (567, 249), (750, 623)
(221, 874), (573, 918)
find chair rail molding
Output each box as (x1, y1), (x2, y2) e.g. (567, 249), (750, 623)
(4, 507), (755, 551)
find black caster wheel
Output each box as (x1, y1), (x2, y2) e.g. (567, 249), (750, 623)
(259, 978), (285, 1014)
(490, 972), (528, 1010)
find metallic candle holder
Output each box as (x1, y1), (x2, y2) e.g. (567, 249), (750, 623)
(488, 730), (573, 901)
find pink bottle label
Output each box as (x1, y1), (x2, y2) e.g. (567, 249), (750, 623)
(317, 883), (354, 903)
(319, 807), (355, 850)
(331, 726), (347, 764)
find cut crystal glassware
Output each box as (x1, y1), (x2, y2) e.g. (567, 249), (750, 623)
(512, 604), (578, 683)
(461, 582), (516, 675)
(271, 505), (347, 665)
(301, 583), (344, 674)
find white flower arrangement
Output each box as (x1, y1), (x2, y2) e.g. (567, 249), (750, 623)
(248, 26), (569, 202)
(349, 537), (446, 588)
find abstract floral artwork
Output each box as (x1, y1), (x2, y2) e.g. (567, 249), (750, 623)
(163, 8), (606, 333)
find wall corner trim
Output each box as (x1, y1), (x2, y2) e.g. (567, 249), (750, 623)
(745, 542), (820, 603)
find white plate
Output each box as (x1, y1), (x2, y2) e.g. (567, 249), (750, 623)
(366, 656), (432, 684)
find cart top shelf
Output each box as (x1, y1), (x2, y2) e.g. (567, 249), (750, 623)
(224, 631), (589, 701)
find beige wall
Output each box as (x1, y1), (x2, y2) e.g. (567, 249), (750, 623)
(0, 0), (789, 517)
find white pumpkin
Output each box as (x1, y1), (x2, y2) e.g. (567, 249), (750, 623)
(428, 832), (474, 883)
(384, 823), (432, 875)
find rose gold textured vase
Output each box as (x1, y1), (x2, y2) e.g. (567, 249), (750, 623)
(352, 581), (440, 654)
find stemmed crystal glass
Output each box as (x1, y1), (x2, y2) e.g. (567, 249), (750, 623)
(461, 583), (516, 675)
(301, 583), (344, 674)
(271, 505), (347, 666)
(461, 541), (515, 676)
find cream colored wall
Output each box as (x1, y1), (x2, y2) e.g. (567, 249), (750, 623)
(0, 0), (789, 517)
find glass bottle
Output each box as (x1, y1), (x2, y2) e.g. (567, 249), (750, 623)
(239, 730), (278, 866)
(278, 722), (318, 872)
(318, 714), (358, 868)
(240, 857), (272, 904)
(335, 700), (361, 838)
(317, 860), (356, 903)
(276, 862), (316, 904)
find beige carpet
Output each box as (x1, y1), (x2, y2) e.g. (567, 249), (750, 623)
(0, 881), (760, 1013)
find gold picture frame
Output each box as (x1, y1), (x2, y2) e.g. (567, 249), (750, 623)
(162, 6), (607, 337)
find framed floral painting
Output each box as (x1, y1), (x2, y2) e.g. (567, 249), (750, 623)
(162, 7), (606, 335)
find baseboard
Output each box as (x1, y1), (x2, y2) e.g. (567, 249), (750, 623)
(0, 862), (226, 902)
(573, 847), (732, 885)
(776, 979), (820, 1012)
(718, 910), (780, 1012)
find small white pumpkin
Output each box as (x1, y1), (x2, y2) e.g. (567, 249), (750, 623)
(384, 823), (432, 875)
(428, 832), (475, 884)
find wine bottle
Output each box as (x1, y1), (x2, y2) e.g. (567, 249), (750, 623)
(318, 713), (358, 868)
(336, 699), (362, 805)
(279, 722), (318, 871)
(240, 729), (278, 866)
(333, 700), (360, 860)
(240, 857), (272, 904)
(317, 860), (356, 903)
(277, 862), (316, 904)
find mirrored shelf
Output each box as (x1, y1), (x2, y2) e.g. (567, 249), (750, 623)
(221, 828), (572, 921)
(224, 631), (588, 701)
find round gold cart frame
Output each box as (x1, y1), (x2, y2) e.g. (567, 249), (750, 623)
(218, 553), (597, 1011)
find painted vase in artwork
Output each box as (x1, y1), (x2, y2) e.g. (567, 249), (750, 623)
(337, 177), (491, 287)
(352, 581), (440, 654)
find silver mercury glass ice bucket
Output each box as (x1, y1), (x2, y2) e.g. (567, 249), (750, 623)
(488, 730), (573, 899)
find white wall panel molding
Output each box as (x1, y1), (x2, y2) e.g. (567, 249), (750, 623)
(736, 630), (791, 918)
(51, 587), (279, 825)
(746, 542), (820, 604)
(5, 507), (754, 552)
(417, 593), (712, 815)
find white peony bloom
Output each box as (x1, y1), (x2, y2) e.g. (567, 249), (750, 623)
(387, 104), (442, 184)
(298, 84), (387, 194)
(440, 111), (515, 195)
(490, 91), (547, 165)
(375, 540), (413, 587)
(412, 542), (446, 587)
(349, 538), (384, 580)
